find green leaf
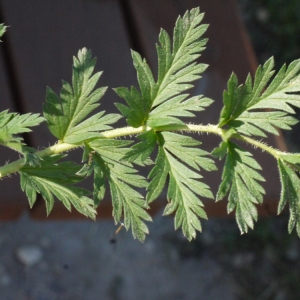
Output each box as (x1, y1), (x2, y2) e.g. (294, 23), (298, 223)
(114, 48), (156, 127)
(22, 146), (43, 167)
(0, 110), (45, 158)
(114, 86), (150, 127)
(123, 129), (156, 165)
(215, 142), (235, 200)
(211, 141), (228, 160)
(147, 95), (213, 127)
(278, 153), (300, 165)
(115, 7), (208, 128)
(277, 159), (300, 236)
(216, 142), (265, 234)
(230, 111), (298, 137)
(88, 139), (152, 241)
(147, 132), (216, 240)
(219, 58), (275, 127)
(253, 59), (300, 113)
(131, 50), (156, 102)
(147, 144), (170, 204)
(218, 73), (243, 127)
(219, 58), (300, 137)
(91, 157), (106, 204)
(20, 155), (96, 219)
(0, 24), (7, 40)
(154, 8), (208, 107)
(63, 112), (121, 144)
(43, 48), (117, 143)
(0, 110), (45, 139)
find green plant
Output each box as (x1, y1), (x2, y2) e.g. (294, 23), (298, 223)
(1, 7), (300, 242)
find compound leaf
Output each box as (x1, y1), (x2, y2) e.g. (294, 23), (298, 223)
(115, 7), (209, 128)
(216, 142), (265, 234)
(154, 8), (208, 107)
(219, 58), (275, 127)
(254, 59), (300, 112)
(147, 132), (216, 240)
(147, 95), (213, 127)
(114, 86), (150, 127)
(123, 129), (156, 165)
(43, 48), (118, 143)
(20, 155), (96, 219)
(0, 110), (44, 144)
(230, 111), (298, 137)
(64, 112), (121, 144)
(219, 58), (300, 137)
(0, 110), (44, 163)
(87, 139), (151, 241)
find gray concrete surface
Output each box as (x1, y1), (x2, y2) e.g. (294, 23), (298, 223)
(0, 212), (237, 300)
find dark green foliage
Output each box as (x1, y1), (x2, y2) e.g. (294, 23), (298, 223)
(43, 48), (119, 143)
(1, 7), (300, 241)
(20, 155), (96, 219)
(216, 142), (265, 233)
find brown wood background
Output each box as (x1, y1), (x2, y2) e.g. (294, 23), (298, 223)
(0, 0), (285, 221)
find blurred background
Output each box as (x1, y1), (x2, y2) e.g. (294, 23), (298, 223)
(239, 0), (300, 155)
(0, 0), (300, 299)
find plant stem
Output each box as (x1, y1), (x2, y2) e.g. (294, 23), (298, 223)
(235, 134), (280, 159)
(0, 123), (282, 178)
(0, 125), (152, 178)
(155, 123), (223, 135)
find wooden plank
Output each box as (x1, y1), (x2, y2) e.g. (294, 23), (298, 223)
(0, 0), (138, 219)
(0, 0), (137, 148)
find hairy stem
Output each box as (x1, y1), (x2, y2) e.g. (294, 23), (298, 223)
(0, 123), (283, 178)
(236, 134), (281, 159)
